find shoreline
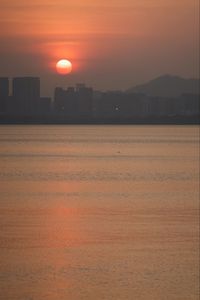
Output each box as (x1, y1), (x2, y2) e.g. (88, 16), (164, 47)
(0, 115), (199, 125)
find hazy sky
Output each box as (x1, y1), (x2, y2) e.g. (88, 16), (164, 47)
(0, 0), (199, 96)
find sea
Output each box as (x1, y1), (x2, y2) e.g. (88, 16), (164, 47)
(0, 125), (199, 300)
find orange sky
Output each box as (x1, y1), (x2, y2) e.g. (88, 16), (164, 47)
(0, 0), (199, 95)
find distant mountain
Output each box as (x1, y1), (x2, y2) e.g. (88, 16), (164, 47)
(127, 74), (200, 97)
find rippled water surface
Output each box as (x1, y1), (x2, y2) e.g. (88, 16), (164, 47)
(0, 125), (199, 300)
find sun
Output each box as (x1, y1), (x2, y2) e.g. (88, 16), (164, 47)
(56, 59), (72, 75)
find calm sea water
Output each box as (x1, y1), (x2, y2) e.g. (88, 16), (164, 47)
(0, 125), (199, 300)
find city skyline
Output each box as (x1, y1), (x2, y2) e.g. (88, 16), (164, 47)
(1, 73), (199, 98)
(0, 0), (199, 96)
(0, 76), (199, 124)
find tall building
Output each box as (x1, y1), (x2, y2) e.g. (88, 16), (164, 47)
(54, 87), (78, 116)
(54, 87), (65, 113)
(38, 97), (51, 114)
(0, 77), (9, 112)
(54, 85), (93, 118)
(76, 84), (93, 117)
(12, 77), (40, 114)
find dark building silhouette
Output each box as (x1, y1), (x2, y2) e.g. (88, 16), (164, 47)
(179, 93), (200, 116)
(54, 86), (78, 117)
(148, 97), (167, 116)
(0, 77), (9, 112)
(54, 84), (93, 118)
(12, 77), (40, 114)
(0, 75), (199, 124)
(76, 84), (93, 117)
(94, 91), (123, 118)
(38, 97), (51, 114)
(121, 93), (147, 117)
(94, 92), (148, 119)
(54, 87), (65, 113)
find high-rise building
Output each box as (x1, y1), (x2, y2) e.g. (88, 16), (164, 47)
(76, 84), (93, 117)
(54, 85), (93, 118)
(12, 77), (40, 114)
(38, 97), (51, 114)
(54, 87), (66, 113)
(0, 77), (9, 112)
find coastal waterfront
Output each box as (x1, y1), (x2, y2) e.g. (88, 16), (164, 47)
(0, 125), (199, 300)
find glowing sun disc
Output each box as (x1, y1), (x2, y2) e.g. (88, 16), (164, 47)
(56, 59), (72, 74)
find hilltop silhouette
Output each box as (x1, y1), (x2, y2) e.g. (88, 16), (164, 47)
(127, 74), (200, 98)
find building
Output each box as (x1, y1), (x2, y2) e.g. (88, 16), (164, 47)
(38, 97), (51, 114)
(0, 77), (9, 112)
(180, 93), (200, 116)
(76, 84), (93, 118)
(12, 77), (40, 114)
(54, 84), (93, 118)
(54, 87), (78, 116)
